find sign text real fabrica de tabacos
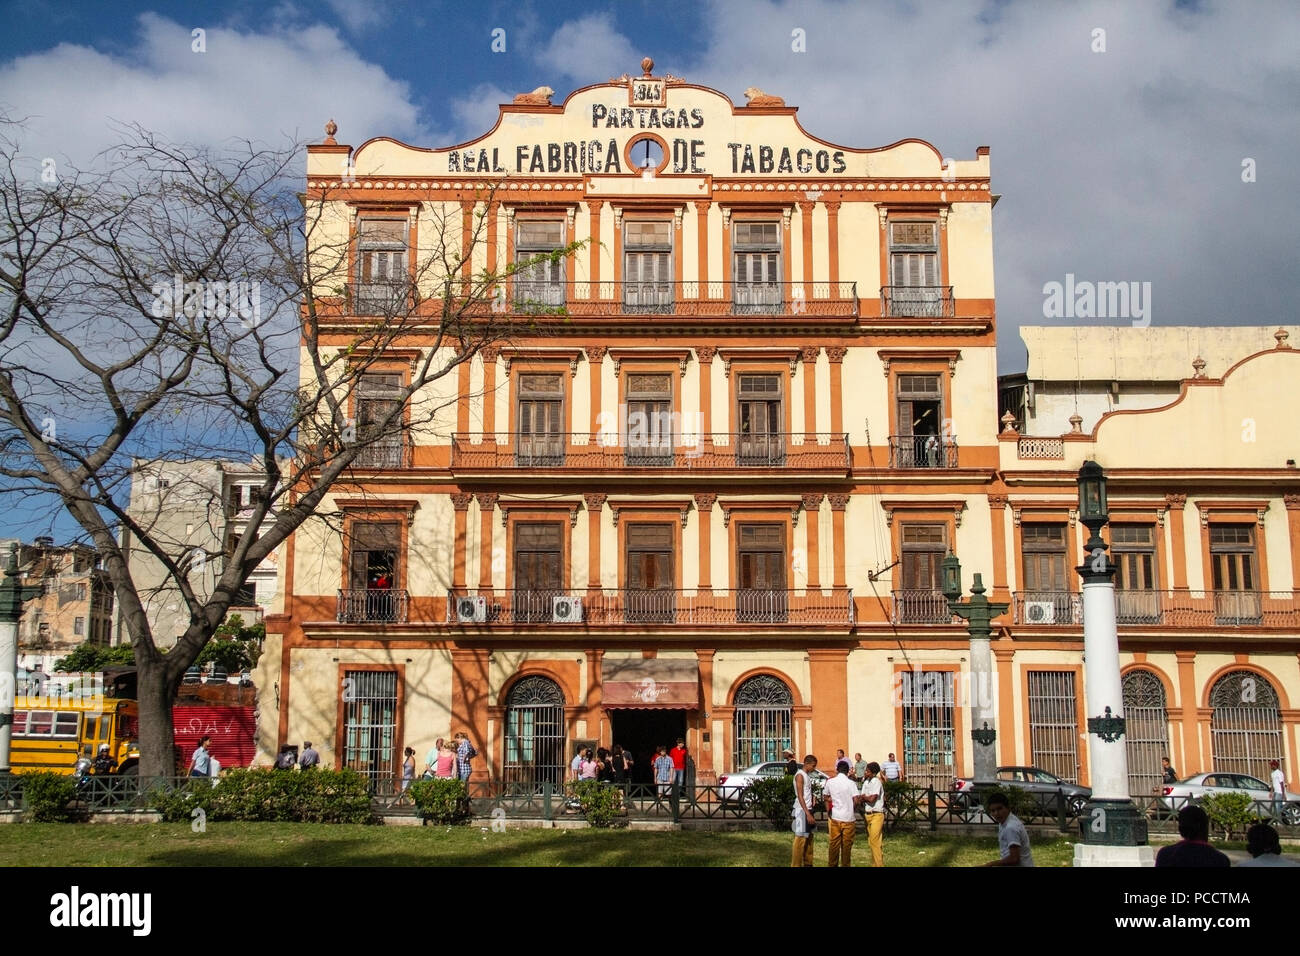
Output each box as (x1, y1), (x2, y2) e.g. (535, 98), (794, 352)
(445, 102), (847, 176)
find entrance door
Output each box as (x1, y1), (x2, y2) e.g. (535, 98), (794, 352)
(609, 709), (688, 785)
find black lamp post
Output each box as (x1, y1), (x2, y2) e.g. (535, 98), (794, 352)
(941, 552), (1007, 783)
(1, 545), (45, 773)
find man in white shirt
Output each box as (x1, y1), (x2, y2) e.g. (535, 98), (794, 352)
(570, 747), (584, 782)
(984, 792), (1035, 867)
(791, 754), (818, 868)
(1270, 760), (1287, 820)
(860, 761), (886, 867)
(882, 753), (903, 781)
(824, 759), (863, 867)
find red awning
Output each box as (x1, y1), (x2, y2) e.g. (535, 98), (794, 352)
(602, 658), (699, 709)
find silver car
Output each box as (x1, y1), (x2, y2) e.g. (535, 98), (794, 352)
(1161, 772), (1300, 824)
(717, 761), (827, 808)
(953, 765), (1092, 815)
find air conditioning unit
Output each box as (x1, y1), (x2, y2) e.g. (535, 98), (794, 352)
(1024, 600), (1057, 624)
(456, 596), (487, 623)
(551, 595), (584, 623)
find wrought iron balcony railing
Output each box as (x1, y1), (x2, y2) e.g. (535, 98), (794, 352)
(446, 588), (854, 627)
(891, 589), (956, 624)
(880, 285), (954, 318)
(337, 588), (409, 624)
(345, 281), (412, 315)
(450, 432), (850, 471)
(888, 435), (959, 468)
(1011, 590), (1299, 628)
(350, 436), (414, 469)
(490, 280), (859, 318)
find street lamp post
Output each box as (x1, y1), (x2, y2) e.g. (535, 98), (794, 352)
(942, 555), (1008, 785)
(1073, 460), (1154, 866)
(0, 544), (44, 773)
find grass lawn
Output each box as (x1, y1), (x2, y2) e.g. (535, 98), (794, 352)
(0, 823), (1081, 867)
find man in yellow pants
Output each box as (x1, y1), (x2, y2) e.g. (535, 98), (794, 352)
(823, 758), (864, 866)
(860, 761), (885, 866)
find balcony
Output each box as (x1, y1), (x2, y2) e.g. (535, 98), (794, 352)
(485, 280), (859, 319)
(345, 281), (411, 315)
(446, 588), (854, 627)
(450, 433), (850, 473)
(1017, 437), (1065, 460)
(1010, 590), (1300, 628)
(337, 589), (409, 624)
(891, 589), (955, 624)
(888, 435), (959, 468)
(880, 286), (954, 318)
(350, 436), (413, 469)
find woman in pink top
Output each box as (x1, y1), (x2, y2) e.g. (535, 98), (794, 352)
(436, 741), (457, 778)
(579, 748), (598, 780)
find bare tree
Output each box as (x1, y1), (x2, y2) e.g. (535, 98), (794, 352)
(0, 119), (584, 778)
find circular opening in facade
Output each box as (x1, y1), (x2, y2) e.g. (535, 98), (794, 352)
(626, 134), (667, 174)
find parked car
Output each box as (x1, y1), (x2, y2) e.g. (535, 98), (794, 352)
(717, 761), (827, 809)
(1161, 772), (1300, 824)
(952, 766), (1091, 815)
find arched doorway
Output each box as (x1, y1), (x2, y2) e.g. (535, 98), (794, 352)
(503, 675), (566, 789)
(1210, 670), (1282, 783)
(732, 674), (793, 769)
(1122, 669), (1170, 796)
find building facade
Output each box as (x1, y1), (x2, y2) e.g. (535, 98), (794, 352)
(0, 537), (114, 655)
(263, 63), (1300, 795)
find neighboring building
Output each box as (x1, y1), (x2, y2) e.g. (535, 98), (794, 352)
(262, 61), (1300, 796)
(0, 537), (114, 655)
(116, 458), (280, 647)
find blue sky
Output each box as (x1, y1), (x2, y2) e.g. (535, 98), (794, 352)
(0, 0), (1296, 542)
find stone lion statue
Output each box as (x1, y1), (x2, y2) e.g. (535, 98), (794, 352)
(743, 87), (785, 107)
(513, 86), (555, 105)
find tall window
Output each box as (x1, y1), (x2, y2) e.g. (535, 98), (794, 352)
(733, 675), (793, 769)
(513, 522), (563, 623)
(1123, 670), (1170, 797)
(900, 670), (955, 789)
(1112, 524), (1159, 623)
(733, 221), (781, 313)
(1027, 670), (1079, 783)
(887, 221), (941, 316)
(736, 373), (784, 466)
(516, 373), (564, 466)
(893, 374), (946, 467)
(515, 220), (565, 308)
(355, 218), (408, 313)
(346, 522), (399, 622)
(896, 524), (950, 623)
(1210, 670), (1282, 783)
(504, 676), (566, 789)
(1021, 523), (1071, 623)
(624, 373), (673, 465)
(624, 220), (673, 313)
(342, 669), (398, 785)
(737, 523), (787, 623)
(355, 372), (405, 468)
(1210, 525), (1261, 624)
(625, 524), (674, 623)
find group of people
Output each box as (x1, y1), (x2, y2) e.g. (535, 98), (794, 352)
(570, 743), (637, 783)
(789, 752), (888, 868)
(399, 732), (478, 792)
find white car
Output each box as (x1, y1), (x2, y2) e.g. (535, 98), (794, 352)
(717, 761), (827, 808)
(1161, 772), (1300, 825)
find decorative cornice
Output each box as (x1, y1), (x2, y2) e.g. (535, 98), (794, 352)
(497, 499), (582, 528)
(717, 347), (802, 378)
(498, 346), (584, 377)
(607, 347), (691, 378)
(693, 493), (717, 512)
(880, 498), (968, 527)
(584, 493), (607, 512)
(1195, 499), (1270, 528)
(878, 348), (961, 375)
(799, 345), (821, 364)
(584, 345), (608, 364)
(608, 499), (691, 528)
(474, 493), (498, 512)
(718, 499), (803, 528)
(335, 498), (420, 514)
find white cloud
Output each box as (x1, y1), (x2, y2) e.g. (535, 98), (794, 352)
(533, 12), (641, 84)
(0, 12), (433, 165)
(323, 0), (390, 34)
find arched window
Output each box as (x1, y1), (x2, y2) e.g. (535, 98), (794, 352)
(1122, 670), (1169, 796)
(1210, 670), (1282, 783)
(504, 676), (566, 789)
(733, 675), (793, 769)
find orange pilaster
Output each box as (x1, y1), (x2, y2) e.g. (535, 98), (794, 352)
(476, 493), (496, 593)
(801, 345), (819, 441)
(695, 494), (715, 592)
(828, 494), (848, 588)
(826, 347), (846, 437)
(808, 648), (849, 761)
(802, 494), (823, 590)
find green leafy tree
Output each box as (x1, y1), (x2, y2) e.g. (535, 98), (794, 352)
(53, 642), (135, 672)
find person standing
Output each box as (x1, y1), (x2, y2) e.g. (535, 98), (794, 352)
(860, 761), (886, 867)
(1155, 805), (1230, 867)
(984, 792), (1035, 867)
(783, 748), (798, 775)
(791, 754), (818, 867)
(189, 736), (212, 778)
(1161, 756), (1178, 785)
(424, 738), (444, 778)
(455, 732), (477, 784)
(579, 748), (598, 781)
(669, 737), (688, 793)
(881, 753), (903, 781)
(610, 744), (628, 784)
(1270, 760), (1287, 821)
(400, 747), (416, 796)
(852, 752), (867, 782)
(833, 749), (849, 773)
(435, 738), (457, 779)
(299, 741), (320, 770)
(824, 759), (862, 867)
(1237, 823), (1300, 867)
(653, 746), (674, 798)
(570, 746), (584, 782)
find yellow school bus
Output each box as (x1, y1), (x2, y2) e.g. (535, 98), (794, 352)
(10, 695), (141, 775)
